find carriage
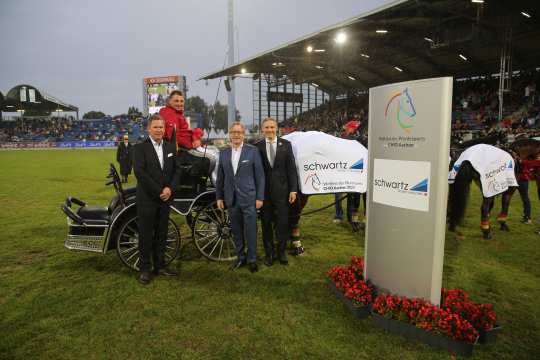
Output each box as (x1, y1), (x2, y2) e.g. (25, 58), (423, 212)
(60, 161), (235, 271)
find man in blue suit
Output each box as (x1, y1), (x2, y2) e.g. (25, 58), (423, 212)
(216, 122), (265, 273)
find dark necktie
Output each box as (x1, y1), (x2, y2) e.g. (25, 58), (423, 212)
(268, 141), (275, 168)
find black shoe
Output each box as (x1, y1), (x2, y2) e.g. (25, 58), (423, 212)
(138, 271), (152, 285)
(249, 262), (259, 273)
(264, 256), (274, 266)
(153, 267), (178, 277)
(278, 255), (289, 265)
(231, 259), (246, 270)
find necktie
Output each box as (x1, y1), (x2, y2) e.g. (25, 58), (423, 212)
(269, 141), (275, 168)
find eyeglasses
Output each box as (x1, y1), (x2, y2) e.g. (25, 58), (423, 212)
(230, 131), (244, 134)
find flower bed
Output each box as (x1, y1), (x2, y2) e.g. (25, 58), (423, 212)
(327, 256), (501, 356)
(441, 288), (500, 344)
(327, 256), (374, 319)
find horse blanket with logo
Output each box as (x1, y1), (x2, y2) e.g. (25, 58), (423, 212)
(283, 131), (368, 195)
(449, 144), (517, 197)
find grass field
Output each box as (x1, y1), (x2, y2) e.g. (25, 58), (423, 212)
(0, 149), (539, 360)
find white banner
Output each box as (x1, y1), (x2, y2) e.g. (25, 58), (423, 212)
(448, 144), (517, 197)
(373, 158), (431, 212)
(283, 131), (368, 194)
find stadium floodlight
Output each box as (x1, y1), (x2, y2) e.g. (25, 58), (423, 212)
(315, 65), (324, 69)
(376, 29), (388, 34)
(6, 105), (14, 108)
(360, 53), (370, 58)
(521, 11), (531, 18)
(312, 83), (319, 87)
(471, 0), (484, 3)
(459, 54), (468, 61)
(240, 68), (247, 74)
(348, 75), (356, 81)
(306, 45), (313, 53)
(314, 49), (326, 52)
(334, 32), (347, 44)
(424, 37), (434, 42)
(394, 66), (403, 72)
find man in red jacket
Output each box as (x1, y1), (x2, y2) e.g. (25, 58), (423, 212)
(159, 90), (192, 150)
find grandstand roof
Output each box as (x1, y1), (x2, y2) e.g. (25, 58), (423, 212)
(200, 0), (540, 93)
(1, 84), (78, 113)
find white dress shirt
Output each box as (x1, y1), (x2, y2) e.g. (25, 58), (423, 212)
(231, 143), (243, 175)
(265, 138), (277, 167)
(150, 137), (164, 169)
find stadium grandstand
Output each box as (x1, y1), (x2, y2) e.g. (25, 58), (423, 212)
(201, 0), (540, 144)
(0, 84), (149, 148)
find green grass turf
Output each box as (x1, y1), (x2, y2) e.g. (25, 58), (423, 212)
(0, 149), (539, 359)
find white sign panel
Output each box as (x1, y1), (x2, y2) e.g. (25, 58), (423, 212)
(283, 131), (368, 194)
(448, 144), (517, 197)
(366, 77), (452, 304)
(373, 159), (430, 212)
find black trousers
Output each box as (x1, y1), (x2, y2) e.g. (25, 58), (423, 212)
(261, 198), (289, 259)
(137, 201), (170, 272)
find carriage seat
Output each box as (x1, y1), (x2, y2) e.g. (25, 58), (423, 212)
(77, 206), (110, 222)
(176, 150), (211, 197)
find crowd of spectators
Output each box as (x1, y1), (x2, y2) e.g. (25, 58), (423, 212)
(280, 70), (540, 146)
(1, 70), (539, 145)
(0, 115), (146, 143)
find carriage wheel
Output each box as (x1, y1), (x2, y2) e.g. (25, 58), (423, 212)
(192, 201), (236, 262)
(116, 215), (181, 271)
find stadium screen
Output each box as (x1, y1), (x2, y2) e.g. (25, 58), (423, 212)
(143, 75), (186, 115)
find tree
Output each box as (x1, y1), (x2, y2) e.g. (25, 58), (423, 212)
(208, 101), (243, 132)
(127, 106), (142, 117)
(83, 111), (106, 119)
(185, 96), (209, 129)
(212, 101), (228, 132)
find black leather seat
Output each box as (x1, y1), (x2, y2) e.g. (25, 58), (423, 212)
(77, 206), (110, 222)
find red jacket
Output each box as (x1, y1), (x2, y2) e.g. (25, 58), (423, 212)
(159, 106), (192, 149)
(518, 159), (540, 181)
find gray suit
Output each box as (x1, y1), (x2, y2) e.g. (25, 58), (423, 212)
(216, 143), (265, 263)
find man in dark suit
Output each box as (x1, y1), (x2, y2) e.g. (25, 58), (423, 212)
(216, 122), (265, 273)
(116, 134), (133, 183)
(133, 114), (180, 285)
(256, 117), (298, 266)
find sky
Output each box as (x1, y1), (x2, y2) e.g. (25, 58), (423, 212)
(0, 0), (392, 120)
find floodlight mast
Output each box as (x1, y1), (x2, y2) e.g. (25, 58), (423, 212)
(227, 0), (236, 130)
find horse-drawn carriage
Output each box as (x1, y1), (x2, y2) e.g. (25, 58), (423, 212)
(60, 161), (235, 271)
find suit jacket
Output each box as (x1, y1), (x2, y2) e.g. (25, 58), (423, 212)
(216, 143), (265, 208)
(133, 138), (179, 204)
(256, 138), (298, 202)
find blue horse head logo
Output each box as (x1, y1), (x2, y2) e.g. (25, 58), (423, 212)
(385, 87), (417, 133)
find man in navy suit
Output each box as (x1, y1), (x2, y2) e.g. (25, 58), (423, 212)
(216, 122), (265, 273)
(133, 114), (180, 285)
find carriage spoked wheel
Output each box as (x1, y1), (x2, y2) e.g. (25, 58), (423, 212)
(116, 215), (181, 271)
(192, 200), (236, 262)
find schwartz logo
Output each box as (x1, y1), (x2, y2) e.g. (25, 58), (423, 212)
(304, 173), (321, 191)
(350, 159), (364, 171)
(374, 177), (428, 195)
(303, 159), (364, 171)
(385, 88), (416, 133)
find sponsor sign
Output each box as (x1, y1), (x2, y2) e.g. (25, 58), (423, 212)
(57, 141), (116, 148)
(366, 77), (452, 304)
(372, 159), (430, 212)
(283, 131), (367, 194)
